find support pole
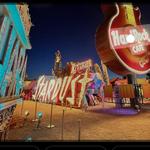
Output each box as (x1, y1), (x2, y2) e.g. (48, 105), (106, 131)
(47, 101), (55, 128)
(32, 99), (38, 122)
(127, 74), (139, 109)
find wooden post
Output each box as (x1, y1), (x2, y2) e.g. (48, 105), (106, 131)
(78, 120), (81, 141)
(61, 108), (65, 140)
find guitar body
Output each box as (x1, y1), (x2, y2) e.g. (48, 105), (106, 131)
(96, 3), (150, 75)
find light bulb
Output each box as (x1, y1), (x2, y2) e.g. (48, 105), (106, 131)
(37, 112), (43, 119)
(126, 34), (135, 43)
(25, 110), (29, 116)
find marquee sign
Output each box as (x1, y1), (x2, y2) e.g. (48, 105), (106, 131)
(0, 4), (32, 133)
(69, 59), (92, 75)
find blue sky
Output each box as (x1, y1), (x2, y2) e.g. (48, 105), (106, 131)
(27, 3), (149, 79)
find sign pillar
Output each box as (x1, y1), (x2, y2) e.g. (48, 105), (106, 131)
(127, 74), (139, 108)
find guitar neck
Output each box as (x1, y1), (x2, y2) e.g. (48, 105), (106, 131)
(122, 3), (136, 25)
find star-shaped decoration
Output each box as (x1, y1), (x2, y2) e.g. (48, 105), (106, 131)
(77, 69), (92, 107)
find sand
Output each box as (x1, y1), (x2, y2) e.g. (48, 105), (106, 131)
(7, 100), (150, 141)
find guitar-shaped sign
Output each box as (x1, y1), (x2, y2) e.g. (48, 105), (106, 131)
(96, 3), (150, 75)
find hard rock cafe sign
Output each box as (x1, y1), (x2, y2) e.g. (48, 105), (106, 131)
(110, 25), (150, 73)
(96, 3), (150, 75)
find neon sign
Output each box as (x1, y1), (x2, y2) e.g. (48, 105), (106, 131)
(111, 28), (150, 47)
(70, 59), (92, 75)
(109, 25), (150, 73)
(34, 69), (93, 108)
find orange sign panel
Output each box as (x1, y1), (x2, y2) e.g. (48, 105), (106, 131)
(104, 85), (113, 98)
(142, 84), (150, 98)
(119, 84), (135, 98)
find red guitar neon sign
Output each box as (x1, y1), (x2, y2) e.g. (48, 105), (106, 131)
(96, 3), (150, 75)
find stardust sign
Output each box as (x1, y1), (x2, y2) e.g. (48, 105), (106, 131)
(34, 69), (93, 108)
(110, 25), (150, 74)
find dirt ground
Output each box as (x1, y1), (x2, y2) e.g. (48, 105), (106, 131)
(7, 100), (150, 141)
